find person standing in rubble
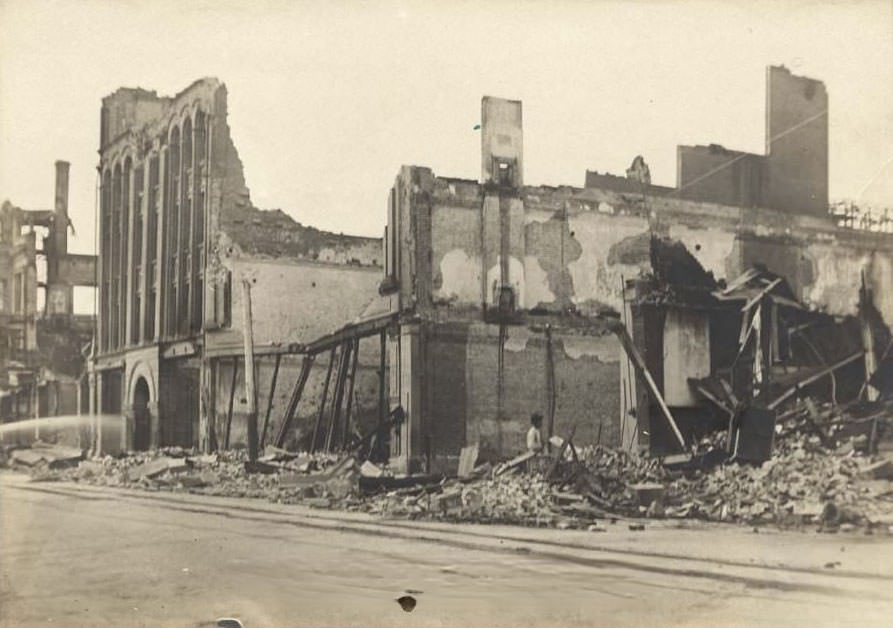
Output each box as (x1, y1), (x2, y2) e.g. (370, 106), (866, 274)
(527, 413), (544, 454)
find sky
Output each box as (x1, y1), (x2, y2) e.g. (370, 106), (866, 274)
(1, 0), (892, 264)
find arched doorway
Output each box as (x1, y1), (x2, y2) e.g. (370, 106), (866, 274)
(133, 377), (150, 451)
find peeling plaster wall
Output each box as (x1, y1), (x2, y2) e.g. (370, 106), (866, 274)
(804, 244), (873, 316)
(567, 213), (650, 313)
(668, 224), (737, 281)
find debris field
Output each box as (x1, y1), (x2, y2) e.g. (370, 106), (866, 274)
(4, 397), (893, 534)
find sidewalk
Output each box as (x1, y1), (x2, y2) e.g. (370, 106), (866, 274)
(4, 471), (893, 587)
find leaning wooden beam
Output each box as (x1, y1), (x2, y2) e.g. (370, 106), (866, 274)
(273, 354), (314, 449)
(342, 338), (360, 451)
(224, 357), (239, 450)
(768, 351), (865, 410)
(692, 382), (735, 417)
(326, 341), (352, 453)
(740, 278), (782, 313)
(259, 353), (281, 449)
(310, 347), (338, 454)
(612, 323), (687, 451)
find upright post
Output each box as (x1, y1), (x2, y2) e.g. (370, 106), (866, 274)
(241, 278), (258, 462)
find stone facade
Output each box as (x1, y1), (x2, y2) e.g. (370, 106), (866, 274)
(91, 79), (382, 454)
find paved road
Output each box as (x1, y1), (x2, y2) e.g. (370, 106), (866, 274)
(2, 474), (892, 628)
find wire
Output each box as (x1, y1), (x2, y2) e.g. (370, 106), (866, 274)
(670, 107), (828, 197)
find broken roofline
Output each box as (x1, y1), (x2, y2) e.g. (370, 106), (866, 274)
(414, 167), (893, 253)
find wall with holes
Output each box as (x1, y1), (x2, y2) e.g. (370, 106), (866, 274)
(391, 167), (893, 328)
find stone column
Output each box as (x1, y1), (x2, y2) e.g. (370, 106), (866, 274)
(148, 401), (160, 449)
(122, 407), (134, 452)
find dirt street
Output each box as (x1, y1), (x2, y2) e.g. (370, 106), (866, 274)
(2, 473), (892, 628)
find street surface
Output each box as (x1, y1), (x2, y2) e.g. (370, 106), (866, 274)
(2, 472), (892, 628)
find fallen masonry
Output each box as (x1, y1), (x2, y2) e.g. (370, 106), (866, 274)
(3, 396), (893, 533)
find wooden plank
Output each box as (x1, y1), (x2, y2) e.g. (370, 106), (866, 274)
(310, 347), (337, 453)
(612, 324), (686, 450)
(259, 353), (281, 449)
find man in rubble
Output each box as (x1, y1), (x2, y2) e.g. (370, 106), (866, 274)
(527, 413), (544, 454)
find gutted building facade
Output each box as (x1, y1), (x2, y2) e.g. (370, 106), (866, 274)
(0, 161), (96, 429)
(91, 79), (382, 454)
(382, 67), (892, 472)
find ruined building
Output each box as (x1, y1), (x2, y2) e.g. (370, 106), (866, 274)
(0, 161), (96, 425)
(586, 66), (829, 215)
(89, 69), (891, 467)
(91, 79), (382, 453)
(373, 66), (892, 472)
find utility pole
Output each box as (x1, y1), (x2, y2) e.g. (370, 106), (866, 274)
(241, 277), (258, 461)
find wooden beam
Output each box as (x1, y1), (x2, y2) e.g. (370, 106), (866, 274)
(273, 353), (314, 449)
(612, 323), (687, 451)
(692, 382), (735, 417)
(310, 347), (337, 454)
(342, 338), (360, 451)
(740, 278), (782, 313)
(260, 353), (281, 449)
(240, 279), (259, 462)
(768, 351), (865, 410)
(326, 341), (352, 452)
(224, 356), (238, 450)
(545, 325), (556, 446)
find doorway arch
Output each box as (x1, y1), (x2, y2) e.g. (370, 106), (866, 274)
(133, 377), (151, 451)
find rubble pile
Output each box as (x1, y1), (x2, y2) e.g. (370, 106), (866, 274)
(3, 398), (892, 532)
(661, 401), (893, 528)
(362, 473), (561, 525)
